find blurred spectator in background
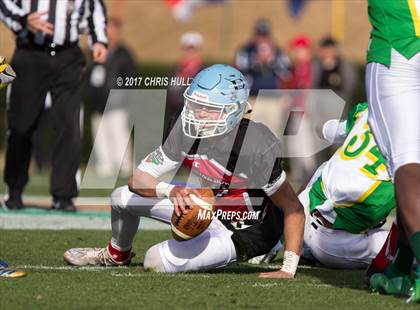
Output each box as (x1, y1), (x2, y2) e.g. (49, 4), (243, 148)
(288, 34), (312, 90)
(286, 34), (316, 182)
(164, 31), (204, 141)
(240, 19), (291, 142)
(235, 19), (290, 96)
(312, 36), (357, 105)
(84, 17), (134, 178)
(166, 31), (204, 118)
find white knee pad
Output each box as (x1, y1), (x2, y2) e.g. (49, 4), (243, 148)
(144, 244), (166, 272)
(111, 186), (127, 212)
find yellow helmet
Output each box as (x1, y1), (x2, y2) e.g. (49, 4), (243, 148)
(0, 56), (16, 88)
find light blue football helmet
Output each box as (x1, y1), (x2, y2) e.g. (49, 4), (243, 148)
(181, 64), (250, 139)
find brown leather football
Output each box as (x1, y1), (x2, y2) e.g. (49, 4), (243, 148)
(171, 188), (215, 241)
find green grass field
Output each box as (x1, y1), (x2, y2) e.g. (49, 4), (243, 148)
(0, 230), (412, 310)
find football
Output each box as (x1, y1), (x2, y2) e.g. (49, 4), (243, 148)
(171, 188), (215, 241)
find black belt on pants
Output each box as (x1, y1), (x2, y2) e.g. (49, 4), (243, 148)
(310, 210), (387, 231)
(311, 209), (333, 229)
(16, 39), (78, 55)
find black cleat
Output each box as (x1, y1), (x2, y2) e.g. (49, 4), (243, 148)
(51, 199), (77, 212)
(2, 194), (24, 210)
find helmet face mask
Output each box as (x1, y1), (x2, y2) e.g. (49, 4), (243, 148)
(181, 64), (249, 139)
(182, 90), (240, 138)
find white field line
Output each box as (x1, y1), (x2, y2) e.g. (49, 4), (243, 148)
(0, 214), (169, 230)
(20, 265), (212, 278)
(251, 282), (335, 288)
(20, 264), (321, 272)
(19, 265), (343, 288)
(16, 195), (112, 207)
(110, 272), (212, 278)
(21, 265), (126, 271)
(264, 264), (325, 270)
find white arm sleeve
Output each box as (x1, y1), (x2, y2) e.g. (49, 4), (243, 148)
(322, 119), (347, 144)
(137, 146), (179, 178)
(262, 171), (287, 197)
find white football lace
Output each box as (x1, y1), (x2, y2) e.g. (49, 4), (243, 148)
(97, 248), (118, 266)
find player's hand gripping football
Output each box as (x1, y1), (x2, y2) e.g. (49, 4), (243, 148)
(168, 186), (202, 217)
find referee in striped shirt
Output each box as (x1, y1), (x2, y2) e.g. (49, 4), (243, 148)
(0, 0), (107, 211)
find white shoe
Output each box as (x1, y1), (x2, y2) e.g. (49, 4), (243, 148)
(63, 248), (134, 267)
(248, 240), (283, 265)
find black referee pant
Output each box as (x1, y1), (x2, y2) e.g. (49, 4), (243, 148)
(5, 44), (84, 201)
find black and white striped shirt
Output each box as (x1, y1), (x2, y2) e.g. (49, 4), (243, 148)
(0, 0), (107, 46)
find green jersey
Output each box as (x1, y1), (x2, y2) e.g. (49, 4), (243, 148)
(308, 103), (396, 234)
(367, 0), (420, 66)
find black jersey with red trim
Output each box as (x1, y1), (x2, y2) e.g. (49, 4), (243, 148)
(162, 117), (285, 225)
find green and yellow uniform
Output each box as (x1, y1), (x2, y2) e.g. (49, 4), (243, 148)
(367, 0), (420, 66)
(308, 103), (396, 234)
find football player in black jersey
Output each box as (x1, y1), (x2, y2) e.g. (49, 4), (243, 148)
(64, 64), (305, 278)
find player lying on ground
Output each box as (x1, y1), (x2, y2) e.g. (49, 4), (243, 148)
(64, 64), (305, 277)
(298, 103), (395, 269)
(0, 58), (25, 278)
(250, 103), (395, 269)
